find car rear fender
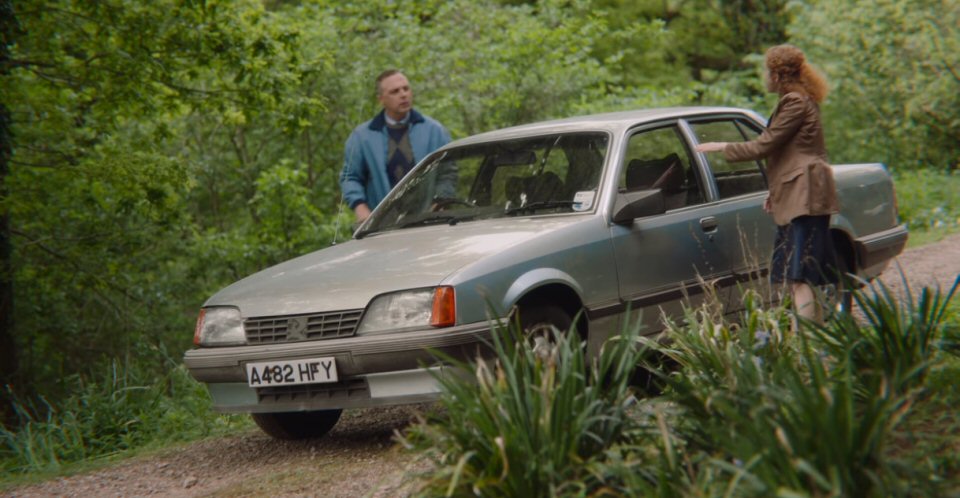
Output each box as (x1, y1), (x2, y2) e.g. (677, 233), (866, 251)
(829, 211), (856, 240)
(830, 227), (858, 278)
(829, 213), (857, 260)
(830, 210), (907, 282)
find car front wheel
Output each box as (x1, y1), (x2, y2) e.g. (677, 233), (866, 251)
(251, 409), (343, 440)
(518, 303), (573, 360)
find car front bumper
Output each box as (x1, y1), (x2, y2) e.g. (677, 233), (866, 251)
(184, 321), (495, 412)
(202, 367), (453, 413)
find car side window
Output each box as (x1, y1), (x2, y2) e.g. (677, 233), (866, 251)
(619, 126), (704, 210)
(690, 119), (767, 199)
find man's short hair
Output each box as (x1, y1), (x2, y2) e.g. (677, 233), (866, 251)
(375, 69), (403, 96)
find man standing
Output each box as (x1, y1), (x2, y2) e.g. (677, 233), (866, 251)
(339, 70), (451, 223)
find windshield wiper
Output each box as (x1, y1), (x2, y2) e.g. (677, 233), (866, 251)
(504, 201), (576, 216)
(400, 214), (474, 229)
(356, 214), (475, 238)
(354, 227), (376, 239)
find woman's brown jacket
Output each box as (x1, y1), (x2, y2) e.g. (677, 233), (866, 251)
(723, 91), (839, 226)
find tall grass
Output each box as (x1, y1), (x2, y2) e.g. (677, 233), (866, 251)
(893, 168), (960, 243)
(885, 280), (960, 495)
(643, 281), (958, 496)
(0, 347), (247, 476)
(408, 281), (959, 496)
(637, 291), (906, 496)
(401, 315), (647, 497)
(810, 275), (959, 397)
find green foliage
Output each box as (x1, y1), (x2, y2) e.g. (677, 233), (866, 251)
(249, 161), (332, 263)
(811, 276), (959, 397)
(2, 0), (320, 395)
(892, 168), (960, 233)
(637, 293), (897, 496)
(1, 0), (957, 477)
(411, 286), (959, 496)
(902, 355), (960, 491)
(296, 0), (636, 138)
(788, 0), (960, 169)
(641, 285), (958, 496)
(2, 0), (658, 405)
(0, 352), (246, 475)
(587, 0), (789, 85)
(401, 316), (645, 497)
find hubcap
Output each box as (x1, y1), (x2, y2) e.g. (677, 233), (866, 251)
(526, 323), (559, 360)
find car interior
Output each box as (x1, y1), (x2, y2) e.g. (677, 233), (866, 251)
(624, 153), (699, 210)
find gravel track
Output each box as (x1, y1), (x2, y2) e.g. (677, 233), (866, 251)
(8, 404), (433, 498)
(8, 233), (960, 498)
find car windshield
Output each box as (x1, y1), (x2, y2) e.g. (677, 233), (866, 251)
(358, 132), (609, 237)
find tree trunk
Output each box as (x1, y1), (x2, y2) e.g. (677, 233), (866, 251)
(1, 0), (20, 425)
(0, 106), (16, 426)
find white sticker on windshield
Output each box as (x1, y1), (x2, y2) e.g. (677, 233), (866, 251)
(572, 191), (595, 212)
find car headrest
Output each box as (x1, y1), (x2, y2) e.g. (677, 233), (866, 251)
(625, 153), (683, 192)
(505, 176), (526, 201)
(528, 171), (564, 202)
(652, 155), (684, 193)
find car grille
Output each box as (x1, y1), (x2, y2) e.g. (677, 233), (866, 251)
(255, 378), (370, 404)
(244, 310), (363, 344)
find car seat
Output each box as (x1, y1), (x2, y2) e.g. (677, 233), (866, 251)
(505, 175), (527, 206)
(527, 171), (564, 203)
(625, 153), (687, 209)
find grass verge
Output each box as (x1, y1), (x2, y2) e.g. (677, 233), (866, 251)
(0, 351), (249, 485)
(893, 167), (960, 248)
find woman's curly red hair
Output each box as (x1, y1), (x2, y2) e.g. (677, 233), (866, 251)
(765, 44), (829, 103)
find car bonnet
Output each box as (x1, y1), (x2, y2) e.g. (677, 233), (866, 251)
(203, 217), (581, 317)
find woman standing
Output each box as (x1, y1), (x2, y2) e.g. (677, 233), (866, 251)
(696, 44), (840, 324)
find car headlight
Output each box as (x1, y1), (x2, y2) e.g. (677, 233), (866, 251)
(356, 286), (455, 335)
(193, 306), (245, 346)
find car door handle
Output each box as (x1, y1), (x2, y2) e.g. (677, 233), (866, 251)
(699, 216), (719, 233)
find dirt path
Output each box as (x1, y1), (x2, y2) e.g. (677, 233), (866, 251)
(7, 404), (433, 498)
(8, 233), (960, 498)
(875, 233), (960, 294)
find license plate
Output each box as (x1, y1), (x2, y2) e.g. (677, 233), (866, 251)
(245, 357), (338, 387)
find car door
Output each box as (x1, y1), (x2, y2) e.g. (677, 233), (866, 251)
(609, 123), (728, 335)
(684, 115), (778, 312)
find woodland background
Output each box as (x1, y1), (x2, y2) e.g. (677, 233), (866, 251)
(0, 0), (957, 432)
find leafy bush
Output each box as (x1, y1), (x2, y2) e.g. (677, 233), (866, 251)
(403, 283), (959, 497)
(637, 292), (900, 496)
(811, 276), (960, 397)
(0, 352), (247, 475)
(401, 315), (646, 497)
(789, 0), (959, 171)
(900, 354), (960, 490)
(893, 168), (960, 233)
(630, 281), (958, 497)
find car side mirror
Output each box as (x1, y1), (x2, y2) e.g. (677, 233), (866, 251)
(612, 190), (666, 224)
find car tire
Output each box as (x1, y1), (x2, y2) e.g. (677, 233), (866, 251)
(251, 409), (343, 440)
(518, 303), (573, 359)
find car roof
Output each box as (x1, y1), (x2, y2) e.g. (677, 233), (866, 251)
(445, 106), (754, 147)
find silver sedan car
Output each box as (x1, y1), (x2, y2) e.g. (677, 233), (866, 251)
(185, 107), (907, 439)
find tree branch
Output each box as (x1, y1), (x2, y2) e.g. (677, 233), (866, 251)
(8, 228), (141, 314)
(9, 159), (66, 169)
